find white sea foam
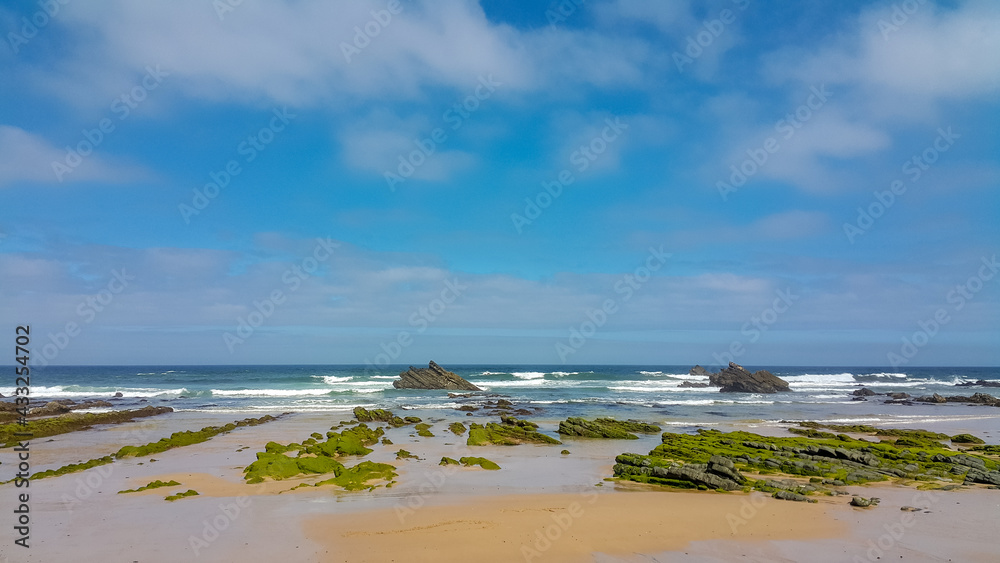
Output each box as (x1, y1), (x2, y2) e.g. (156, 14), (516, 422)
(511, 372), (546, 380)
(211, 388), (334, 397)
(5, 385), (192, 398)
(319, 375), (354, 384)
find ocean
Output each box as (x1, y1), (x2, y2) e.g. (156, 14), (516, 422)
(9, 365), (1000, 428)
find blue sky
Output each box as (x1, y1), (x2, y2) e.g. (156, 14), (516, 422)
(0, 0), (997, 367)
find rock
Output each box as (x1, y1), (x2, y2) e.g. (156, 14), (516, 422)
(455, 405), (478, 412)
(467, 422), (561, 446)
(951, 434), (985, 444)
(851, 388), (877, 397)
(916, 393), (948, 404)
(850, 497), (880, 508)
(956, 379), (1000, 388)
(353, 407), (409, 427)
(689, 365), (711, 376)
(709, 362), (790, 393)
(29, 401), (72, 416)
(678, 381), (710, 388)
(561, 450), (571, 455)
(886, 392), (910, 400)
(963, 469), (1000, 486)
(648, 463), (744, 491)
(773, 490), (816, 503)
(114, 392), (124, 398)
(900, 506), (922, 512)
(500, 415), (539, 430)
(557, 417), (661, 439)
(70, 400), (114, 410)
(393, 361), (481, 391)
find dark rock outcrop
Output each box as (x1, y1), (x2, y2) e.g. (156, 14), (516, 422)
(774, 490), (816, 503)
(393, 361), (481, 391)
(956, 379), (1000, 388)
(679, 381), (710, 388)
(614, 453), (747, 491)
(915, 393), (1000, 407)
(29, 401), (72, 416)
(557, 417), (661, 439)
(852, 388), (877, 397)
(709, 362), (790, 393)
(689, 365), (711, 376)
(850, 496), (880, 508)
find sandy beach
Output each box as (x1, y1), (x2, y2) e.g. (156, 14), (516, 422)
(2, 404), (999, 562)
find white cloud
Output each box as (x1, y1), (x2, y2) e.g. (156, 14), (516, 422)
(764, 0), (1000, 119)
(340, 110), (477, 182)
(36, 0), (648, 108)
(0, 125), (143, 187)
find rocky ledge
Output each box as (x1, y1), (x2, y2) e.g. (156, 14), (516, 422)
(393, 361), (481, 391)
(956, 379), (1000, 388)
(613, 426), (1000, 500)
(708, 362), (790, 393)
(557, 417), (661, 439)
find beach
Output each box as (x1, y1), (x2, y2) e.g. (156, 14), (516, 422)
(3, 366), (1000, 563)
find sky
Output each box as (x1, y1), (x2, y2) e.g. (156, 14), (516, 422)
(0, 0), (997, 367)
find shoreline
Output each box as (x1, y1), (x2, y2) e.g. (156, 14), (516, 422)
(1, 400), (998, 561)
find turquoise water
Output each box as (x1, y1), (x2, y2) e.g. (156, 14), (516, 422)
(9, 365), (999, 426)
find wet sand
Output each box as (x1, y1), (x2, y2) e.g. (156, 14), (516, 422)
(1, 408), (998, 562)
(303, 490), (846, 563)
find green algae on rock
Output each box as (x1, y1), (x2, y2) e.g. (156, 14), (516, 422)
(165, 489), (199, 502)
(414, 423), (434, 437)
(448, 422), (467, 435)
(466, 422), (561, 446)
(440, 456), (461, 466)
(0, 406), (174, 446)
(459, 456), (501, 470)
(303, 461), (398, 492)
(557, 417), (661, 439)
(952, 434), (986, 444)
(115, 415), (279, 459)
(29, 456), (114, 481)
(396, 449), (419, 460)
(243, 423), (384, 483)
(353, 407), (421, 427)
(613, 428), (1000, 494)
(118, 479), (181, 494)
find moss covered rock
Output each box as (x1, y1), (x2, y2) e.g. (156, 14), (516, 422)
(1, 406), (175, 446)
(558, 417), (661, 439)
(313, 461), (397, 491)
(459, 456), (501, 470)
(118, 479), (181, 494)
(165, 489), (199, 501)
(952, 434), (986, 444)
(613, 427), (998, 494)
(30, 456), (114, 481)
(448, 422), (467, 435)
(353, 407), (415, 427)
(467, 422), (561, 446)
(114, 415), (279, 459)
